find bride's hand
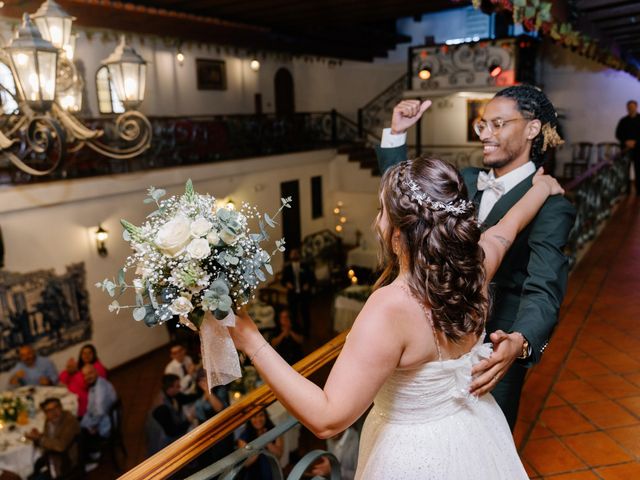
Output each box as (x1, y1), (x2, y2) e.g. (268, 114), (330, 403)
(532, 167), (564, 196)
(228, 308), (262, 354)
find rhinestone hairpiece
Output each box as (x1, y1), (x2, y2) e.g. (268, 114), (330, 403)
(404, 178), (474, 216)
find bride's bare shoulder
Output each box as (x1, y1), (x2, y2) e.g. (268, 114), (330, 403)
(360, 284), (412, 316)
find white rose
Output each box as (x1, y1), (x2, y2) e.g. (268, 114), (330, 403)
(207, 230), (220, 245)
(186, 238), (211, 260)
(155, 215), (191, 257)
(190, 217), (212, 237)
(169, 297), (193, 316)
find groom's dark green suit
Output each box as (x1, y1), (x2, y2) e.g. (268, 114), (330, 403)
(377, 145), (576, 429)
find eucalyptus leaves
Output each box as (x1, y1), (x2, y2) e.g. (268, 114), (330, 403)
(97, 179), (290, 330)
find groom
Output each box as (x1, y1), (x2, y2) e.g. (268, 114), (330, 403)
(376, 85), (576, 430)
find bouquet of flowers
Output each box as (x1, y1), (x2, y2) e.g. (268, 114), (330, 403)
(0, 393), (25, 423)
(97, 179), (289, 387)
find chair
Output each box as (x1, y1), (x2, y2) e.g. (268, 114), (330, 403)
(563, 142), (593, 178)
(101, 398), (128, 473)
(596, 142), (621, 162)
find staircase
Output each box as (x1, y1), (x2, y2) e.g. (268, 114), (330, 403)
(337, 142), (380, 176)
(335, 73), (409, 177)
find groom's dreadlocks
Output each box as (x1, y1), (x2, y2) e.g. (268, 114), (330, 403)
(495, 85), (564, 167)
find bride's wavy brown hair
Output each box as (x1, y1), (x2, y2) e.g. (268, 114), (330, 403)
(374, 156), (488, 342)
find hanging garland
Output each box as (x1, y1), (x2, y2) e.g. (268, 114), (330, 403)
(464, 0), (640, 80)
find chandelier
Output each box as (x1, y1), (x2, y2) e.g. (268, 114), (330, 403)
(0, 0), (151, 176)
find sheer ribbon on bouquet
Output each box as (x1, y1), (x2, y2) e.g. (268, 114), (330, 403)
(199, 311), (242, 389)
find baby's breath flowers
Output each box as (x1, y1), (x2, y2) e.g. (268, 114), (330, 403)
(97, 179), (290, 331)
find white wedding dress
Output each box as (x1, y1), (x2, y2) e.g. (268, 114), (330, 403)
(355, 335), (529, 479)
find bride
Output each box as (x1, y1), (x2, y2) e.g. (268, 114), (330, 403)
(229, 156), (562, 478)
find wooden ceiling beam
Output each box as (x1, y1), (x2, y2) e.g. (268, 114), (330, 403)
(577, 0), (639, 13)
(587, 4), (640, 22)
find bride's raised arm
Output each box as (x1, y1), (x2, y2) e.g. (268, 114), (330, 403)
(479, 169), (564, 283)
(229, 288), (404, 439)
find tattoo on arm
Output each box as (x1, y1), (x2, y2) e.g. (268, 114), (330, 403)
(493, 235), (512, 249)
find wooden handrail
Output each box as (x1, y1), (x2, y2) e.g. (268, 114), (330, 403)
(119, 330), (348, 480)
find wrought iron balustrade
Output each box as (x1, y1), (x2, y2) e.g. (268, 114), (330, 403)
(564, 152), (630, 268)
(357, 73), (408, 140)
(185, 416), (342, 480)
(0, 111), (364, 185)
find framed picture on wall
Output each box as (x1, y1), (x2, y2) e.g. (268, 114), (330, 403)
(196, 59), (227, 90)
(467, 99), (490, 142)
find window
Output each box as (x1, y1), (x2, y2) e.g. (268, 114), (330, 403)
(311, 176), (323, 219)
(0, 62), (18, 115)
(96, 66), (124, 114)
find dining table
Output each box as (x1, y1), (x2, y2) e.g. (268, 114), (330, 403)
(0, 386), (78, 479)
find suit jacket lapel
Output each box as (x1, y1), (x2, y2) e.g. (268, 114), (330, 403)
(481, 172), (535, 228)
(464, 169), (485, 209)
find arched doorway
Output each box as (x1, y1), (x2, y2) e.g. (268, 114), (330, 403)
(274, 68), (295, 116)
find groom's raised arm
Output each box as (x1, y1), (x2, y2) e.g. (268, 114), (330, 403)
(375, 100), (431, 175)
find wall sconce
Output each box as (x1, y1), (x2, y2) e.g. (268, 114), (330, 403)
(418, 65), (432, 80)
(488, 63), (502, 78)
(176, 42), (185, 65)
(95, 225), (108, 257)
(249, 59), (260, 71)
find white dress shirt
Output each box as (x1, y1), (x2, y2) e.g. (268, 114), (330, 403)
(381, 128), (406, 148)
(477, 162), (536, 223)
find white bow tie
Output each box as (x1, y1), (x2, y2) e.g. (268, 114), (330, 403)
(477, 171), (506, 197)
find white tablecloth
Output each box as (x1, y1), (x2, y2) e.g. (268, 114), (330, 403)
(333, 286), (369, 332)
(347, 246), (378, 270)
(0, 386), (78, 479)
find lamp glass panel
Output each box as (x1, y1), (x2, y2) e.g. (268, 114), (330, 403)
(138, 64), (146, 102)
(107, 63), (125, 103)
(96, 66), (124, 114)
(34, 16), (72, 51)
(11, 50), (38, 101)
(0, 63), (19, 114)
(122, 62), (140, 102)
(36, 50), (57, 101)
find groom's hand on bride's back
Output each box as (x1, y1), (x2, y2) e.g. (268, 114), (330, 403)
(469, 330), (523, 397)
(391, 100), (432, 135)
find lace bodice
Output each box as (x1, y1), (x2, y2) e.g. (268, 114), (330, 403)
(371, 337), (493, 424)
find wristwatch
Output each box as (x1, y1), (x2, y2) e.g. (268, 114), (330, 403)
(514, 332), (530, 359)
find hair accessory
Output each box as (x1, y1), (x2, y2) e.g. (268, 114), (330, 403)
(541, 123), (564, 152)
(404, 168), (474, 216)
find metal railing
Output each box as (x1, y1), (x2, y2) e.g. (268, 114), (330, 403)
(564, 152), (630, 268)
(0, 111), (364, 186)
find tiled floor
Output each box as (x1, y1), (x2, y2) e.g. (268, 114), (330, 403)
(517, 195), (640, 479)
(93, 195), (640, 479)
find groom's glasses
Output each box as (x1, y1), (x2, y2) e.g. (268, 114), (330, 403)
(473, 117), (528, 136)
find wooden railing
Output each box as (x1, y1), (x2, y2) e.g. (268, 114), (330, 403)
(119, 330), (348, 480)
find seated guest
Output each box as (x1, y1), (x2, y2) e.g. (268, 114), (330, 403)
(270, 309), (304, 365)
(79, 364), (117, 465)
(8, 345), (58, 388)
(146, 374), (197, 455)
(164, 342), (196, 394)
(25, 398), (80, 480)
(308, 427), (360, 480)
(59, 344), (107, 417)
(237, 410), (283, 480)
(192, 370), (235, 466)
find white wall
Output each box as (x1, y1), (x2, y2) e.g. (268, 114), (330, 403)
(540, 45), (640, 172)
(0, 19), (405, 120)
(0, 149), (367, 386)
